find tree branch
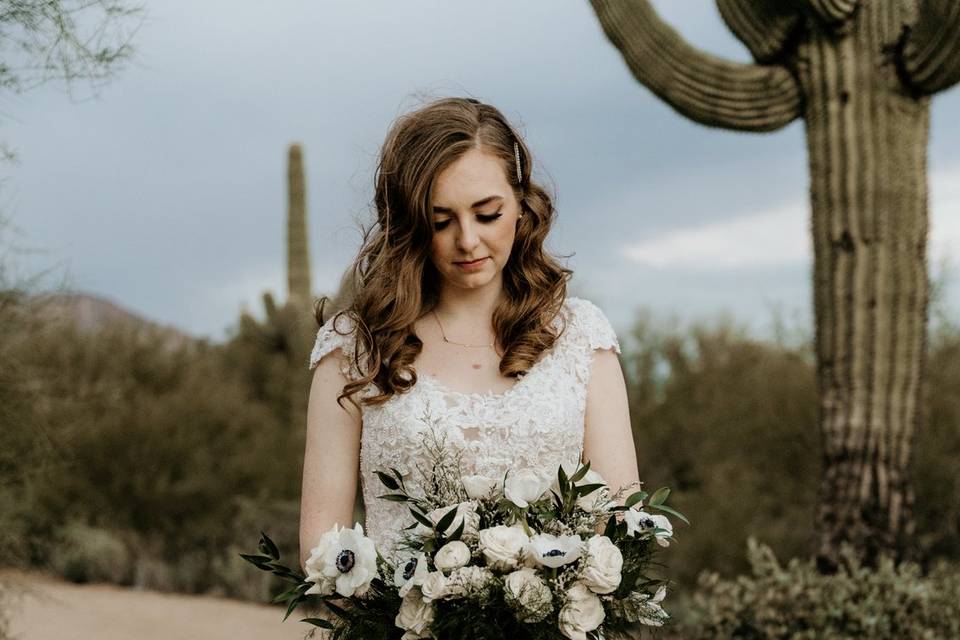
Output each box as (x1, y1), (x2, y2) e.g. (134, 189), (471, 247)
(588, 0), (802, 132)
(900, 0), (960, 96)
(716, 0), (802, 63)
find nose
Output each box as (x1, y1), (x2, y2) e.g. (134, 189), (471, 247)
(455, 219), (480, 253)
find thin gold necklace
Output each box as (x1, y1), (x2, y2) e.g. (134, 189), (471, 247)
(431, 309), (496, 349)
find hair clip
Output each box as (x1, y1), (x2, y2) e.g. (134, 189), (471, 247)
(514, 141), (522, 184)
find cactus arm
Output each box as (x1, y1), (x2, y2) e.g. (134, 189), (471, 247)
(799, 0), (860, 26)
(588, 0), (802, 132)
(715, 0), (802, 63)
(900, 0), (960, 96)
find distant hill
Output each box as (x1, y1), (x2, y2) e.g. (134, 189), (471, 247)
(26, 291), (198, 351)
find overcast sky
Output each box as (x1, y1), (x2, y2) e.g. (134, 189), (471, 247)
(4, 1), (959, 343)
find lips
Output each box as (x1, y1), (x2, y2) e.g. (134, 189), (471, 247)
(455, 257), (487, 265)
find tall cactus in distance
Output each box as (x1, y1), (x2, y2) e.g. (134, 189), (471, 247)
(287, 143), (312, 312)
(588, 0), (960, 572)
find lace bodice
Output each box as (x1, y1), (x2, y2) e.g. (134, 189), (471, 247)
(308, 296), (621, 560)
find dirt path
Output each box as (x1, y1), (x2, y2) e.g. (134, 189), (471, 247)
(3, 571), (310, 640)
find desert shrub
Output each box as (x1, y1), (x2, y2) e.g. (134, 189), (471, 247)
(683, 539), (960, 639)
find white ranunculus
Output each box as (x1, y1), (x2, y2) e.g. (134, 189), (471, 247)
(551, 462), (609, 511)
(394, 551), (429, 597)
(462, 474), (499, 500)
(303, 523), (377, 598)
(478, 524), (529, 572)
(434, 540), (471, 572)
(637, 585), (669, 626)
(527, 533), (583, 568)
(558, 581), (606, 640)
(503, 567), (553, 623)
(414, 501), (481, 539)
(420, 570), (449, 603)
(448, 565), (495, 599)
(395, 586), (435, 637)
(504, 468), (550, 508)
(580, 535), (623, 594)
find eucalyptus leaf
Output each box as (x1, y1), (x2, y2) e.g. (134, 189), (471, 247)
(649, 487), (670, 507)
(409, 507), (434, 530)
(651, 503), (690, 524)
(625, 490), (647, 508)
(377, 493), (410, 502)
(259, 531), (280, 560)
(569, 460), (591, 483)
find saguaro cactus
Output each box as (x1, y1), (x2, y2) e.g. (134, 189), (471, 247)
(286, 143), (312, 311)
(588, 0), (960, 571)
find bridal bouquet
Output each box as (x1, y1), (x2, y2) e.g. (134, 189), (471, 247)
(243, 449), (685, 639)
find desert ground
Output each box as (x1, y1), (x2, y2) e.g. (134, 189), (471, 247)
(3, 571), (308, 640)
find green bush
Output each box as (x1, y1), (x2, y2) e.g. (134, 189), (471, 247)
(684, 538), (960, 639)
(50, 521), (131, 584)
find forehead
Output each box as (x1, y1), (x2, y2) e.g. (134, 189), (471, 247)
(431, 147), (510, 207)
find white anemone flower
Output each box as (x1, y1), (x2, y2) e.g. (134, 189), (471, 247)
(393, 551), (429, 597)
(526, 533), (583, 568)
(304, 523), (378, 598)
(623, 509), (673, 546)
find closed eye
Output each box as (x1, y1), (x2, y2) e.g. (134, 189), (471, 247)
(434, 211), (502, 231)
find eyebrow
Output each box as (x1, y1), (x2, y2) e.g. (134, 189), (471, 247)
(432, 195), (503, 214)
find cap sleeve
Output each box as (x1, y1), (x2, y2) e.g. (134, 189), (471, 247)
(569, 297), (621, 354)
(309, 311), (363, 379)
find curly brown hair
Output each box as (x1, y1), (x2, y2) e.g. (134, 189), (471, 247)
(315, 96), (572, 409)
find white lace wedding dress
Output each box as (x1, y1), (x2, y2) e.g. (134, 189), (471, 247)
(308, 296), (621, 561)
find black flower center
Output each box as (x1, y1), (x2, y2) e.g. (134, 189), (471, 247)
(403, 557), (418, 581)
(642, 518), (655, 529)
(336, 549), (356, 573)
(544, 549), (565, 558)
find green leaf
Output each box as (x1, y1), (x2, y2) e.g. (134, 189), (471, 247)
(558, 465), (569, 494)
(574, 482), (605, 498)
(409, 507), (434, 530)
(434, 505), (459, 535)
(448, 516), (466, 541)
(603, 514), (617, 538)
(375, 471), (400, 491)
(377, 493), (410, 502)
(258, 531), (280, 560)
(651, 503), (690, 525)
(301, 618), (334, 629)
(569, 460), (591, 483)
(625, 490), (647, 509)
(282, 595), (302, 622)
(239, 553), (273, 571)
(649, 487), (670, 507)
(323, 598), (353, 621)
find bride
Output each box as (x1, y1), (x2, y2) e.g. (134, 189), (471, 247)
(299, 97), (639, 569)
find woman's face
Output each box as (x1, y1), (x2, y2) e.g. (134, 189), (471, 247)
(428, 146), (522, 294)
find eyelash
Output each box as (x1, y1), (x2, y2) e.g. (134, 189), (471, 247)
(434, 211), (502, 231)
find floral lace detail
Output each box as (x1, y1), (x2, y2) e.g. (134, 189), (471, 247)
(308, 297), (620, 559)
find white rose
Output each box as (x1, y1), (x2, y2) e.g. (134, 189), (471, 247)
(395, 587), (435, 637)
(462, 474), (499, 500)
(420, 570), (449, 602)
(580, 535), (623, 594)
(478, 524), (529, 572)
(526, 533), (583, 568)
(414, 501), (480, 539)
(558, 581), (606, 640)
(504, 468), (550, 508)
(303, 523), (378, 598)
(434, 540), (471, 572)
(503, 567), (553, 623)
(394, 551), (429, 597)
